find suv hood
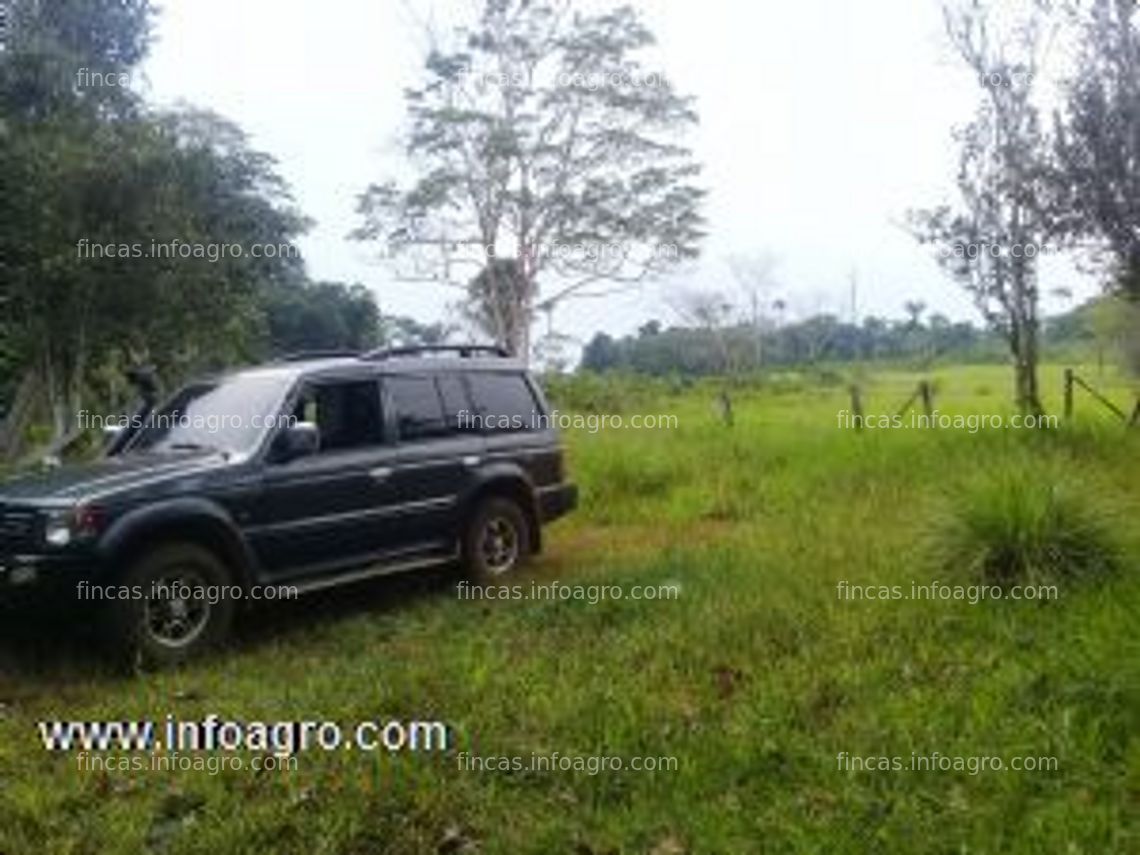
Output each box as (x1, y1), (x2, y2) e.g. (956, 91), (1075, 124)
(0, 451), (227, 506)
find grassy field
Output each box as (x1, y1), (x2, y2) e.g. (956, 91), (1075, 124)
(0, 364), (1137, 854)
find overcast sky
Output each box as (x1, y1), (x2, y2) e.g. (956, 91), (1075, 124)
(141, 0), (1096, 348)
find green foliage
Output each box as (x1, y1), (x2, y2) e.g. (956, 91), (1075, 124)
(0, 0), (154, 118)
(930, 463), (1121, 588)
(578, 298), (1121, 377)
(263, 282), (381, 355)
(0, 1), (388, 453)
(581, 314), (1003, 375)
(1053, 0), (1140, 302)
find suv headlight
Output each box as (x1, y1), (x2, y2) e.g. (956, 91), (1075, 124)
(43, 511), (74, 547)
(42, 505), (105, 548)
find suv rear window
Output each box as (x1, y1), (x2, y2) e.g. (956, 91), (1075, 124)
(467, 372), (539, 432)
(436, 374), (471, 431)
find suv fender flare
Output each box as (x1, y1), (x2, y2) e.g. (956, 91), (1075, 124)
(460, 464), (542, 554)
(95, 498), (259, 589)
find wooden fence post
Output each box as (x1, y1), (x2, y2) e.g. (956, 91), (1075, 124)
(718, 390), (734, 427)
(1064, 369), (1074, 420)
(850, 385), (864, 433)
(919, 381), (933, 419)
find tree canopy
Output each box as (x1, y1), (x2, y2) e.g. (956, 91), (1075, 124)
(355, 0), (705, 358)
(0, 0), (385, 457)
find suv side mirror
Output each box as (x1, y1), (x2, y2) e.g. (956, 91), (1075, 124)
(275, 422), (320, 461)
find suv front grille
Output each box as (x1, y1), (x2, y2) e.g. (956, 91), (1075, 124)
(0, 508), (38, 554)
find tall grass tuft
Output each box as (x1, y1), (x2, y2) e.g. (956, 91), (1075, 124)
(931, 464), (1121, 588)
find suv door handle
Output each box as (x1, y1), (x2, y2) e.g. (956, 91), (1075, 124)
(462, 455), (481, 467)
(369, 466), (393, 482)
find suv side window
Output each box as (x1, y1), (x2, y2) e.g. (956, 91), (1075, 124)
(386, 375), (449, 441)
(291, 379), (383, 453)
(467, 372), (539, 433)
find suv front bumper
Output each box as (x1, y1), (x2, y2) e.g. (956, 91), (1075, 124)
(538, 482), (578, 523)
(0, 552), (94, 598)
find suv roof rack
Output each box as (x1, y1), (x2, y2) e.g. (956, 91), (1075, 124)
(279, 350), (361, 362)
(361, 344), (511, 361)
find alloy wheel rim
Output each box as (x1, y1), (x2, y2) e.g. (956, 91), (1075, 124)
(480, 516), (519, 575)
(142, 567), (212, 648)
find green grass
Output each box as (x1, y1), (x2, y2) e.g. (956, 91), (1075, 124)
(0, 364), (1137, 854)
(928, 460), (1123, 587)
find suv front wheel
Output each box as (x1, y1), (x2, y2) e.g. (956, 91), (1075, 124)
(462, 496), (531, 583)
(104, 543), (237, 669)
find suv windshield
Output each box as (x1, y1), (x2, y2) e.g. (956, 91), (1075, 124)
(125, 372), (293, 457)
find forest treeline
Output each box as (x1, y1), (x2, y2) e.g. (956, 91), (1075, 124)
(580, 298), (1124, 376)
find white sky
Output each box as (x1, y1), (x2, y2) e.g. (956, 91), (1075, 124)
(141, 0), (1097, 348)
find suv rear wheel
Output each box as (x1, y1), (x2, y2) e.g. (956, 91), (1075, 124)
(462, 497), (531, 582)
(104, 543), (237, 669)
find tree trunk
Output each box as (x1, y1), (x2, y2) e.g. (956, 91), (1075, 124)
(1011, 321), (1043, 417)
(0, 370), (38, 462)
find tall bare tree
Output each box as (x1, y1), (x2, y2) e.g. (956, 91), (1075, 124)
(911, 0), (1059, 415)
(727, 253), (780, 368)
(354, 0), (705, 359)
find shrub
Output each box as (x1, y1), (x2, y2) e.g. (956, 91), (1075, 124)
(931, 464), (1121, 588)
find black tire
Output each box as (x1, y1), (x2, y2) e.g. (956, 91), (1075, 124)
(462, 497), (532, 583)
(103, 543), (237, 670)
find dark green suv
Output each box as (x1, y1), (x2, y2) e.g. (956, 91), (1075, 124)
(0, 345), (577, 666)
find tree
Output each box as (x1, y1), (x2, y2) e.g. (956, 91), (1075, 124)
(667, 287), (738, 375)
(727, 253), (780, 367)
(580, 332), (621, 371)
(380, 315), (456, 348)
(1051, 0), (1140, 375)
(0, 0), (156, 450)
(264, 282), (381, 354)
(903, 300), (928, 329)
(354, 0), (705, 359)
(910, 0), (1059, 415)
(462, 259), (532, 353)
(1053, 0), (1140, 302)
(0, 2), (312, 457)
(576, 308), (1009, 377)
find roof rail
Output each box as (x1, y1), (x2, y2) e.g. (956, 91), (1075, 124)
(279, 349), (361, 362)
(361, 344), (511, 361)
